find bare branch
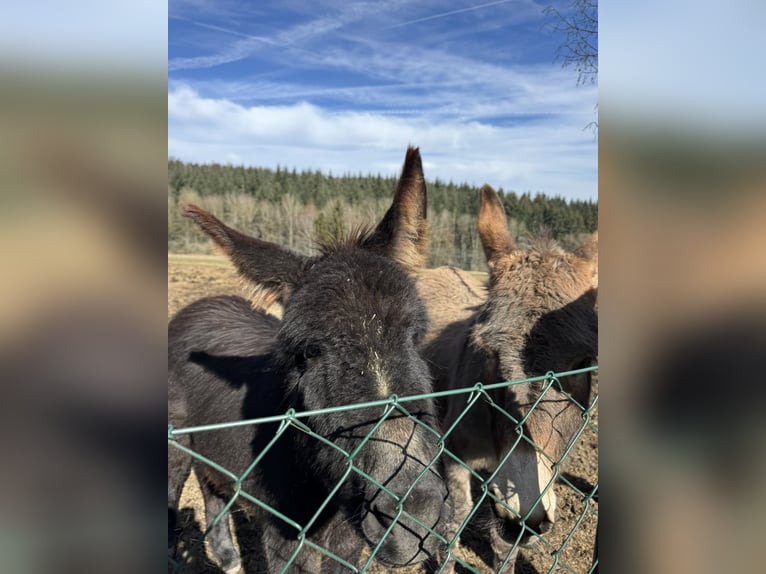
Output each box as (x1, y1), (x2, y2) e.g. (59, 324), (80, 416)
(544, 0), (598, 87)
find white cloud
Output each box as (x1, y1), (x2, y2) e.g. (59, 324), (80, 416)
(168, 2), (597, 200)
(168, 86), (597, 200)
(167, 40), (597, 123)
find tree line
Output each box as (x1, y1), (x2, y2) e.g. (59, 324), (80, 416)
(168, 158), (597, 271)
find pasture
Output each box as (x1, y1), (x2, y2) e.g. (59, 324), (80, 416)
(168, 254), (598, 573)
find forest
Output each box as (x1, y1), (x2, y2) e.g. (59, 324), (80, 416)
(168, 158), (597, 271)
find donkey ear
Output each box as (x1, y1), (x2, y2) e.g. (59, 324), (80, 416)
(362, 146), (428, 271)
(182, 204), (307, 303)
(574, 231), (598, 289)
(575, 231), (598, 261)
(477, 184), (515, 271)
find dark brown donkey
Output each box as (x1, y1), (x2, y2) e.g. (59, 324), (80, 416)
(168, 147), (452, 573)
(417, 185), (597, 571)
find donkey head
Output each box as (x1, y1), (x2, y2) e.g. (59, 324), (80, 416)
(183, 147), (450, 567)
(471, 185), (597, 543)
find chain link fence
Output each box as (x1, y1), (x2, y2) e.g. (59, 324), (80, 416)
(168, 366), (598, 574)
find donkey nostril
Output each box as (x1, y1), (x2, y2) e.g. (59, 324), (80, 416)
(523, 516), (554, 538)
(371, 503), (395, 528)
(537, 520), (553, 535)
(496, 514), (554, 545)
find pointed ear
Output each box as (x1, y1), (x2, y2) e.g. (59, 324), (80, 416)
(477, 185), (515, 271)
(182, 204), (306, 303)
(362, 146), (428, 270)
(575, 231), (598, 261)
(575, 231), (598, 289)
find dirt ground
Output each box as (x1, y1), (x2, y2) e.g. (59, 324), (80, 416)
(168, 254), (598, 574)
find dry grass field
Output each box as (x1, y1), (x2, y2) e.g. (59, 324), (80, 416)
(168, 254), (598, 574)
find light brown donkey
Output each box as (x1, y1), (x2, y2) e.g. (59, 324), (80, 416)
(417, 185), (597, 571)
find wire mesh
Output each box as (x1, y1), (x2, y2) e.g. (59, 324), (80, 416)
(168, 366), (598, 574)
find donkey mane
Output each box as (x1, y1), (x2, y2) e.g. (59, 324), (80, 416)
(523, 233), (566, 257)
(313, 224), (378, 256)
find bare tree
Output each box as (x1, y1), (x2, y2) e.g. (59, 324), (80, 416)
(545, 0), (598, 87)
(279, 192), (301, 250)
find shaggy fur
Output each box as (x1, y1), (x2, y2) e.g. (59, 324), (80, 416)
(417, 185), (598, 571)
(168, 147), (452, 573)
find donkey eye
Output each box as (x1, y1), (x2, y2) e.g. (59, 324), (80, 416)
(294, 343), (321, 372)
(304, 344), (321, 360)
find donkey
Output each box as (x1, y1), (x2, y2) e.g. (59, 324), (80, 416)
(417, 185), (598, 570)
(168, 147), (452, 573)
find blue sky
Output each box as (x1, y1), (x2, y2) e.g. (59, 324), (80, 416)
(169, 0), (598, 201)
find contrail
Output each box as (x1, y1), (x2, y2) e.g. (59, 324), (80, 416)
(383, 0), (517, 30)
(172, 15), (274, 44)
(191, 21), (274, 44)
